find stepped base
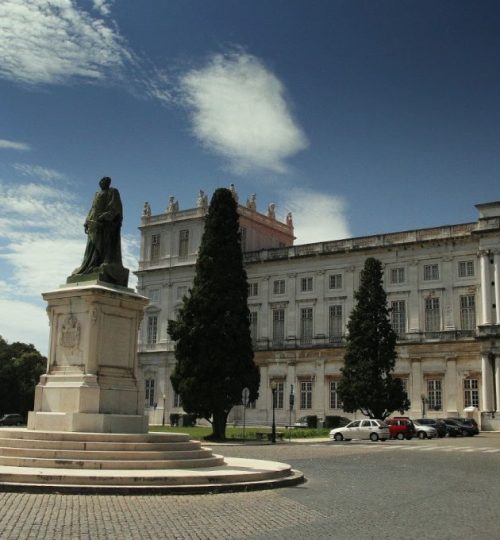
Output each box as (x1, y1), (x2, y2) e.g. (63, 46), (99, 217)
(0, 429), (304, 494)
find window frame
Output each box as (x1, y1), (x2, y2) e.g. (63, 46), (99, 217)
(178, 229), (189, 258)
(273, 279), (286, 295)
(423, 263), (440, 281)
(458, 260), (474, 278)
(329, 273), (343, 290)
(150, 233), (161, 262)
(300, 380), (313, 409)
(300, 276), (313, 292)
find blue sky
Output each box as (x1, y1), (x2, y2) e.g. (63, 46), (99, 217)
(1, 0), (500, 352)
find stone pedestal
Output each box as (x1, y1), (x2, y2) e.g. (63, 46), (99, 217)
(28, 282), (149, 433)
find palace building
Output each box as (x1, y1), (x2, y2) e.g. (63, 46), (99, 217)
(136, 188), (500, 430)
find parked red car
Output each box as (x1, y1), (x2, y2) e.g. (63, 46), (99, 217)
(386, 417), (416, 440)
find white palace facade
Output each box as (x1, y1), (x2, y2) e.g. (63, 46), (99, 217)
(136, 189), (500, 430)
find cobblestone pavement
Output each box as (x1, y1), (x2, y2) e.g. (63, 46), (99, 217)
(1, 434), (499, 539)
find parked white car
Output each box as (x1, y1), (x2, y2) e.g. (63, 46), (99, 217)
(329, 419), (390, 442)
(413, 420), (438, 439)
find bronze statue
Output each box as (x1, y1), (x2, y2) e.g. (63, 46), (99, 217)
(69, 177), (129, 287)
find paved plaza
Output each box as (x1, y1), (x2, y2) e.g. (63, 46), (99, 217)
(1, 434), (500, 539)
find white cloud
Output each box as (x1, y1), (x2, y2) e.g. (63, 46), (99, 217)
(0, 180), (138, 294)
(0, 177), (138, 350)
(13, 163), (66, 182)
(180, 52), (308, 173)
(0, 298), (49, 354)
(0, 138), (31, 151)
(0, 0), (131, 85)
(92, 0), (113, 16)
(279, 187), (351, 244)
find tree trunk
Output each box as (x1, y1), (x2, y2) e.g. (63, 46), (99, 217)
(211, 410), (229, 440)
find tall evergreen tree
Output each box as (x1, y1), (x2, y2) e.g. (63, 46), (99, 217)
(0, 336), (46, 417)
(168, 188), (260, 439)
(338, 257), (410, 419)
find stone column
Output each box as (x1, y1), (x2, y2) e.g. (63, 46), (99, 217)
(408, 261), (420, 333)
(494, 252), (500, 324)
(442, 257), (455, 330)
(287, 273), (297, 340)
(495, 359), (500, 413)
(480, 251), (492, 325)
(315, 271), (326, 336)
(260, 277), (270, 341)
(481, 352), (494, 411)
(445, 357), (457, 414)
(411, 358), (422, 415)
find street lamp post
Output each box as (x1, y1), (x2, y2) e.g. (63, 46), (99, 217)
(270, 381), (277, 444)
(421, 394), (427, 418)
(162, 394), (166, 426)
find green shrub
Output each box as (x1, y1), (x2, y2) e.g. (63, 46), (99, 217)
(181, 413), (197, 427)
(170, 413), (180, 426)
(306, 415), (318, 428)
(324, 415), (350, 429)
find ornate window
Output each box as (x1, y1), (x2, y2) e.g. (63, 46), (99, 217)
(423, 264), (439, 281)
(329, 305), (343, 342)
(272, 309), (285, 346)
(149, 288), (160, 304)
(427, 379), (442, 410)
(300, 381), (313, 409)
(248, 283), (258, 297)
(173, 392), (182, 408)
(273, 279), (285, 295)
(178, 230), (189, 258)
(272, 381), (284, 409)
(390, 300), (406, 336)
(150, 234), (160, 262)
(300, 308), (313, 345)
(458, 260), (474, 278)
(329, 380), (342, 409)
(249, 311), (258, 346)
(145, 378), (155, 407)
(464, 379), (479, 408)
(425, 298), (441, 332)
(390, 267), (405, 284)
(147, 315), (158, 344)
(329, 273), (342, 289)
(460, 295), (476, 330)
(300, 277), (313, 292)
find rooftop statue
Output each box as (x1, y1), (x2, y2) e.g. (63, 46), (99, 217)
(68, 176), (129, 287)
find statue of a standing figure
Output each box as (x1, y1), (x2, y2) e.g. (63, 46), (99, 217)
(69, 177), (129, 287)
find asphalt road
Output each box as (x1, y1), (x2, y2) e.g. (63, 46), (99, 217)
(0, 434), (499, 539)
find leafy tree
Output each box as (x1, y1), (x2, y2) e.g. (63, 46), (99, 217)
(338, 257), (410, 419)
(168, 188), (260, 440)
(0, 336), (46, 418)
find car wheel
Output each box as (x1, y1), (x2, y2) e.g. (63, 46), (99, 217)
(370, 432), (379, 442)
(396, 433), (405, 440)
(334, 433), (344, 442)
(418, 431), (426, 439)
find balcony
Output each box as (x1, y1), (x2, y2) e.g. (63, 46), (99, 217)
(253, 330), (476, 351)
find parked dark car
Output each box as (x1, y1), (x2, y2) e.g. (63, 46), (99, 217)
(0, 413), (24, 426)
(414, 418), (448, 438)
(439, 418), (466, 437)
(445, 417), (479, 436)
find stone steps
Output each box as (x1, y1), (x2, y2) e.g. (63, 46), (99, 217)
(0, 454), (225, 470)
(0, 429), (304, 493)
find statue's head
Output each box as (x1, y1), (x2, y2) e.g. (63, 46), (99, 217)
(99, 176), (111, 189)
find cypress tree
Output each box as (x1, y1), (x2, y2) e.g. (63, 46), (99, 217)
(338, 257), (410, 419)
(168, 188), (260, 439)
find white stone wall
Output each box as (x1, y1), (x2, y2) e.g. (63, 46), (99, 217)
(137, 198), (500, 428)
